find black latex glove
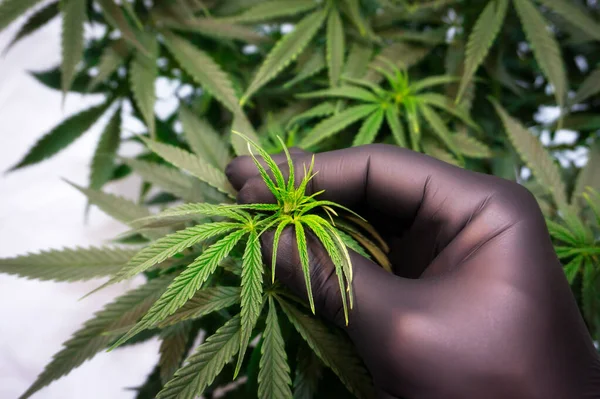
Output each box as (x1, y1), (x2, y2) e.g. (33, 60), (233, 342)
(226, 144), (600, 399)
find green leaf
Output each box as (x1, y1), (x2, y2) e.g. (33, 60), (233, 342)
(158, 286), (242, 328)
(343, 41), (373, 80)
(87, 46), (124, 91)
(180, 105), (231, 169)
(8, 101), (109, 171)
(492, 101), (568, 207)
(156, 315), (241, 399)
(111, 229), (247, 348)
(326, 7), (344, 87)
(302, 215), (349, 324)
(162, 30), (241, 113)
(228, 0), (318, 22)
(422, 138), (461, 166)
(90, 107), (121, 190)
(352, 108), (384, 146)
(97, 0), (147, 54)
(297, 86), (380, 103)
(277, 298), (375, 399)
(385, 106), (407, 147)
(563, 255), (582, 285)
(132, 203), (249, 229)
(123, 158), (201, 203)
(60, 0), (86, 96)
(299, 104), (380, 148)
(20, 277), (172, 399)
(514, 0), (567, 109)
(341, 0), (371, 37)
(287, 102), (336, 128)
(417, 92), (479, 131)
(293, 344), (322, 399)
(573, 143), (600, 206)
(66, 182), (153, 227)
(3, 1), (59, 53)
(410, 75), (460, 93)
(546, 218), (579, 246)
(241, 9), (327, 105)
(284, 48), (326, 88)
(539, 0), (600, 41)
(159, 323), (192, 384)
(582, 258), (599, 323)
(157, 15), (267, 44)
(335, 228), (371, 260)
(141, 138), (236, 198)
(131, 34), (158, 138)
(0, 0), (43, 33)
(452, 130), (492, 158)
(419, 104), (461, 158)
(111, 222), (241, 285)
(231, 111), (260, 156)
(294, 222), (316, 314)
(457, 0), (508, 102)
(570, 68), (600, 106)
(0, 246), (136, 282)
(258, 297), (292, 399)
(235, 230), (264, 376)
(364, 43), (430, 83)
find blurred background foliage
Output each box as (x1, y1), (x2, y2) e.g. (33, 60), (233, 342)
(1, 0), (600, 397)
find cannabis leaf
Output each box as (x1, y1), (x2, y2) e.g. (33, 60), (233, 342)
(539, 0), (600, 42)
(241, 9), (328, 105)
(8, 102), (110, 171)
(123, 158), (201, 203)
(159, 322), (192, 384)
(228, 0), (318, 23)
(2, 1), (59, 54)
(156, 315), (242, 399)
(570, 67), (600, 106)
(236, 229), (265, 376)
(514, 0), (567, 109)
(60, 0), (86, 96)
(258, 297), (293, 399)
(492, 101), (568, 208)
(110, 229), (247, 349)
(162, 30), (241, 113)
(90, 106), (121, 190)
(0, 0), (44, 33)
(293, 344), (323, 399)
(140, 138), (236, 197)
(158, 286), (242, 328)
(20, 277), (172, 399)
(87, 44), (124, 91)
(326, 7), (344, 87)
(457, 0), (508, 102)
(179, 105), (231, 169)
(97, 0), (147, 54)
(277, 297), (375, 399)
(130, 33), (158, 138)
(0, 246), (137, 282)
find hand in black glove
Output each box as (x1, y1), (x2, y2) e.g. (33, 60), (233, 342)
(226, 144), (600, 399)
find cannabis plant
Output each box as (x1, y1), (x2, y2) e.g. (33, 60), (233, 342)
(2, 0), (600, 396)
(2, 132), (389, 398)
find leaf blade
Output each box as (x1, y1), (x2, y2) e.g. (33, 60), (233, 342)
(241, 9), (327, 104)
(326, 7), (344, 87)
(258, 297), (292, 399)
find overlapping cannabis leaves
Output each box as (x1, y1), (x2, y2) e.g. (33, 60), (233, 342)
(2, 0), (600, 397)
(2, 132), (384, 399)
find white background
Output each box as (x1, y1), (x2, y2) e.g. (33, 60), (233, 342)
(0, 16), (161, 399)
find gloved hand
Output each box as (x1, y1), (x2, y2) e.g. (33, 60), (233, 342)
(226, 144), (600, 399)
